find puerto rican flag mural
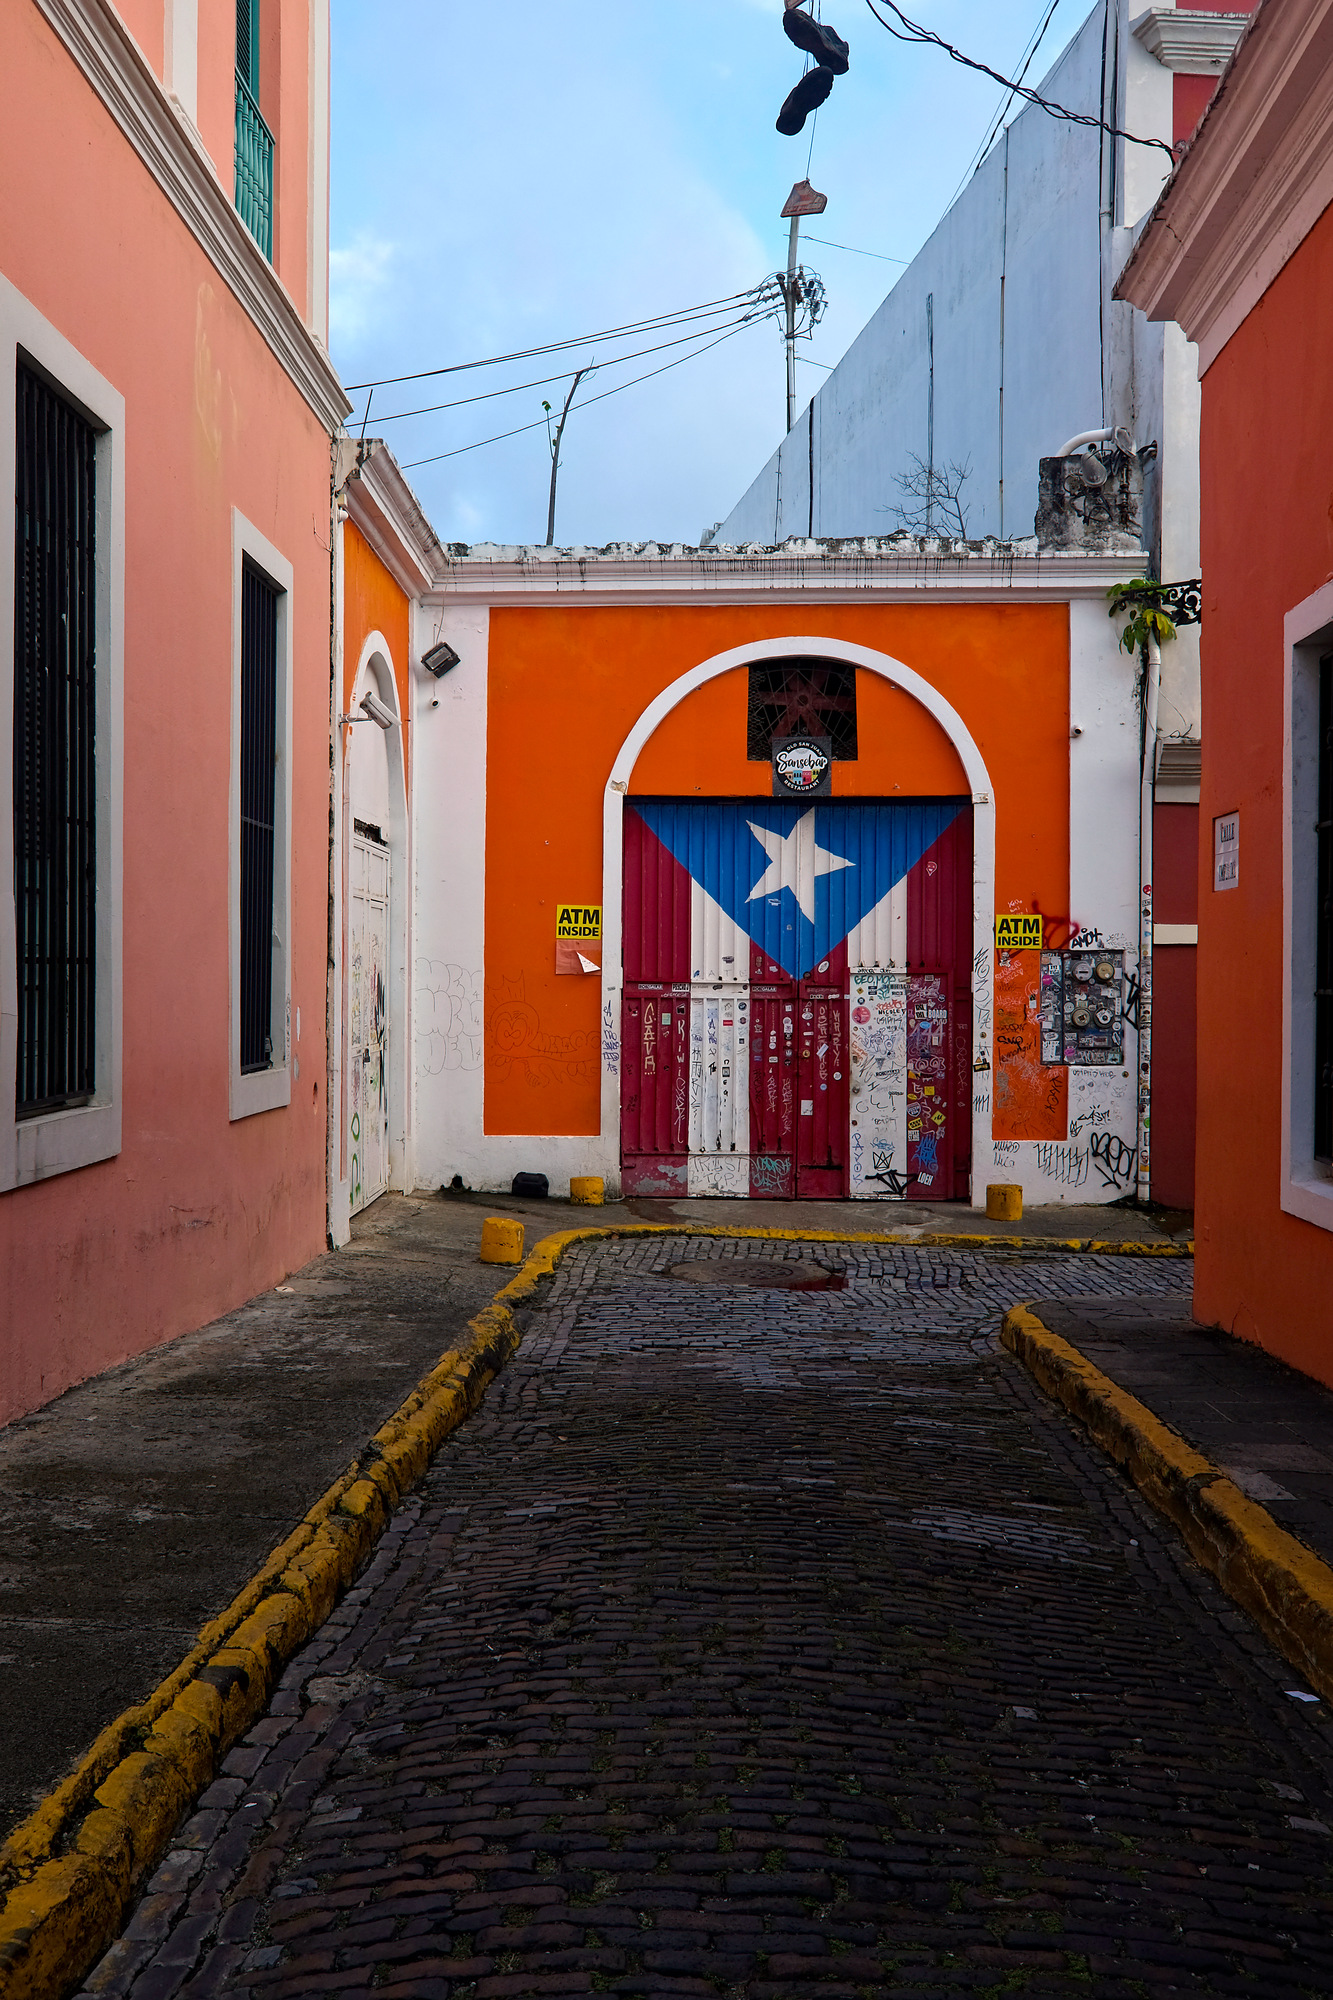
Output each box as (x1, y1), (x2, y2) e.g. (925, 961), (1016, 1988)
(622, 798), (972, 1200)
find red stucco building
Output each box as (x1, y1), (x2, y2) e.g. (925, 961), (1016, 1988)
(1121, 0), (1333, 1379)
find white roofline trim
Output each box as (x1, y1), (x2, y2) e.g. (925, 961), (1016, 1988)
(345, 442), (447, 599)
(419, 542), (1146, 603)
(1131, 8), (1250, 74)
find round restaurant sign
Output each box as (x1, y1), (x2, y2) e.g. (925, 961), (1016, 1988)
(773, 738), (831, 794)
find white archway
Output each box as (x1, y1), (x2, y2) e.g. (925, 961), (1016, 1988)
(343, 632), (411, 1207)
(598, 638), (996, 1207)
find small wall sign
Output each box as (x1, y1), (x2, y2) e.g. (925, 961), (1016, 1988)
(772, 735), (832, 798)
(995, 913), (1044, 949)
(1214, 810), (1239, 890)
(556, 903), (602, 976)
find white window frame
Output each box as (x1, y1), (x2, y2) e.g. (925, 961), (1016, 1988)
(1282, 576), (1333, 1227)
(230, 510), (293, 1120)
(0, 276), (124, 1189)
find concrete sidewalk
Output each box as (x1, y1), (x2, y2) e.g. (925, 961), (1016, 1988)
(0, 1187), (1184, 1847)
(1029, 1292), (1333, 1578)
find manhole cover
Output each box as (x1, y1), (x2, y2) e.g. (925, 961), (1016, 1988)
(667, 1261), (847, 1292)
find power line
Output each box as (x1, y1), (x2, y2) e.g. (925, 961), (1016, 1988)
(365, 308), (773, 427)
(863, 0), (1175, 160)
(401, 317), (758, 471)
(798, 233), (907, 265)
(950, 0), (1064, 203)
(342, 286), (774, 395)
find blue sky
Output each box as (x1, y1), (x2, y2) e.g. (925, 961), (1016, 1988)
(329, 0), (1087, 547)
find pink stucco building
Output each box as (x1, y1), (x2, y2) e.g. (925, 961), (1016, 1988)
(0, 0), (348, 1421)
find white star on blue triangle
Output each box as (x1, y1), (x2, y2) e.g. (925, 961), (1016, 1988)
(630, 798), (964, 980)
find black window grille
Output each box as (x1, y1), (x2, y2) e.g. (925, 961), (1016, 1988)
(747, 658), (858, 761)
(240, 558), (279, 1074)
(1317, 655), (1333, 1160)
(13, 362), (98, 1118)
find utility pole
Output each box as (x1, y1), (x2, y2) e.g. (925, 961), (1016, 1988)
(779, 179), (827, 434)
(785, 213), (800, 434)
(544, 367), (589, 546)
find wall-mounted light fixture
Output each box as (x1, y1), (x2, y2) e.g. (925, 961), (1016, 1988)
(422, 639), (460, 679)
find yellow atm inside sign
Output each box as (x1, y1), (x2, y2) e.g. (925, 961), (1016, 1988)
(995, 913), (1043, 949)
(557, 904), (602, 941)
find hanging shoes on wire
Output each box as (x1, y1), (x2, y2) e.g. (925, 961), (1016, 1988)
(776, 63), (835, 135)
(776, 3), (849, 135)
(782, 6), (849, 74)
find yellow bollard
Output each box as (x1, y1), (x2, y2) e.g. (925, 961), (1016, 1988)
(479, 1216), (525, 1265)
(986, 1183), (1023, 1222)
(569, 1176), (605, 1206)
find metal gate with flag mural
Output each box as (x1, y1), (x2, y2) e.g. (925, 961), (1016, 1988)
(621, 797), (972, 1199)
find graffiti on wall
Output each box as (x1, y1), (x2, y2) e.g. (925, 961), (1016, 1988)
(417, 961), (484, 1076)
(1090, 1131), (1136, 1190)
(1034, 1142), (1090, 1188)
(602, 997), (621, 1075)
(487, 972), (598, 1089)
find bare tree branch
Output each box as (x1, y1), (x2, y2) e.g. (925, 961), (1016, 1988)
(885, 454), (972, 539)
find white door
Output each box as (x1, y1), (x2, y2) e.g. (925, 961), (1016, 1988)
(349, 832), (390, 1212)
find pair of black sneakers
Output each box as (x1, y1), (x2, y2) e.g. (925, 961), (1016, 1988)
(777, 6), (850, 135)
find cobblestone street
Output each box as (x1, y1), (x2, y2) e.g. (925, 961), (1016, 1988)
(82, 1239), (1333, 1999)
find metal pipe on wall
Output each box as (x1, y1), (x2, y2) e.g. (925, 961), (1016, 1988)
(1136, 632), (1161, 1204)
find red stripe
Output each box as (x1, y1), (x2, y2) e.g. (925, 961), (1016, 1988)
(623, 807), (691, 983)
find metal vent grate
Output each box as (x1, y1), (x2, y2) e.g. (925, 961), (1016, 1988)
(13, 362), (98, 1119)
(747, 658), (857, 761)
(239, 558), (279, 1074)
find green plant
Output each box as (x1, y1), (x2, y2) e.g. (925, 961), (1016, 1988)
(1107, 578), (1176, 656)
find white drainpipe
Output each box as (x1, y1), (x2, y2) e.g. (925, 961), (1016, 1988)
(1137, 632), (1161, 1205)
(1056, 425), (1136, 457)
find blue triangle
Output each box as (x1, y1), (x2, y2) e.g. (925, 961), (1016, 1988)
(630, 798), (963, 979)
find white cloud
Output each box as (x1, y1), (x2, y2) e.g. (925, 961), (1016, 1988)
(329, 233), (397, 350)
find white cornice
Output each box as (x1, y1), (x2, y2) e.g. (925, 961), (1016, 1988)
(1118, 0), (1333, 373)
(420, 539), (1145, 606)
(33, 0), (350, 432)
(1132, 8), (1249, 73)
(344, 442), (447, 599)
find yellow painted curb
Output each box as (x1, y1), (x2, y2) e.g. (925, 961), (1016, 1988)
(1002, 1303), (1333, 1707)
(0, 1224), (1189, 1999)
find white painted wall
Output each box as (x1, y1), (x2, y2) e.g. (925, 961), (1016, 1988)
(412, 605), (494, 1194)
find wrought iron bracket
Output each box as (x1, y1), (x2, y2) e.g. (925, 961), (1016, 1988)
(1107, 577), (1202, 626)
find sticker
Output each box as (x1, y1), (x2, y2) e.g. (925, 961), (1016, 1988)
(995, 913), (1043, 949)
(800, 1099), (814, 1116)
(773, 735), (832, 797)
(556, 904), (602, 940)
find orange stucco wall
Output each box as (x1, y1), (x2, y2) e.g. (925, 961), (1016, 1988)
(483, 602), (1069, 1138)
(343, 522), (412, 783)
(1194, 194), (1333, 1381)
(0, 8), (332, 1422)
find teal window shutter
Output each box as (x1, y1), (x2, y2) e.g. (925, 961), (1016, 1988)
(236, 0), (258, 92)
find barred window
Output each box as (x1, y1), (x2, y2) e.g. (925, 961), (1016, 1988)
(13, 362), (97, 1117)
(747, 658), (858, 761)
(239, 557), (279, 1074)
(1316, 655), (1333, 1160)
